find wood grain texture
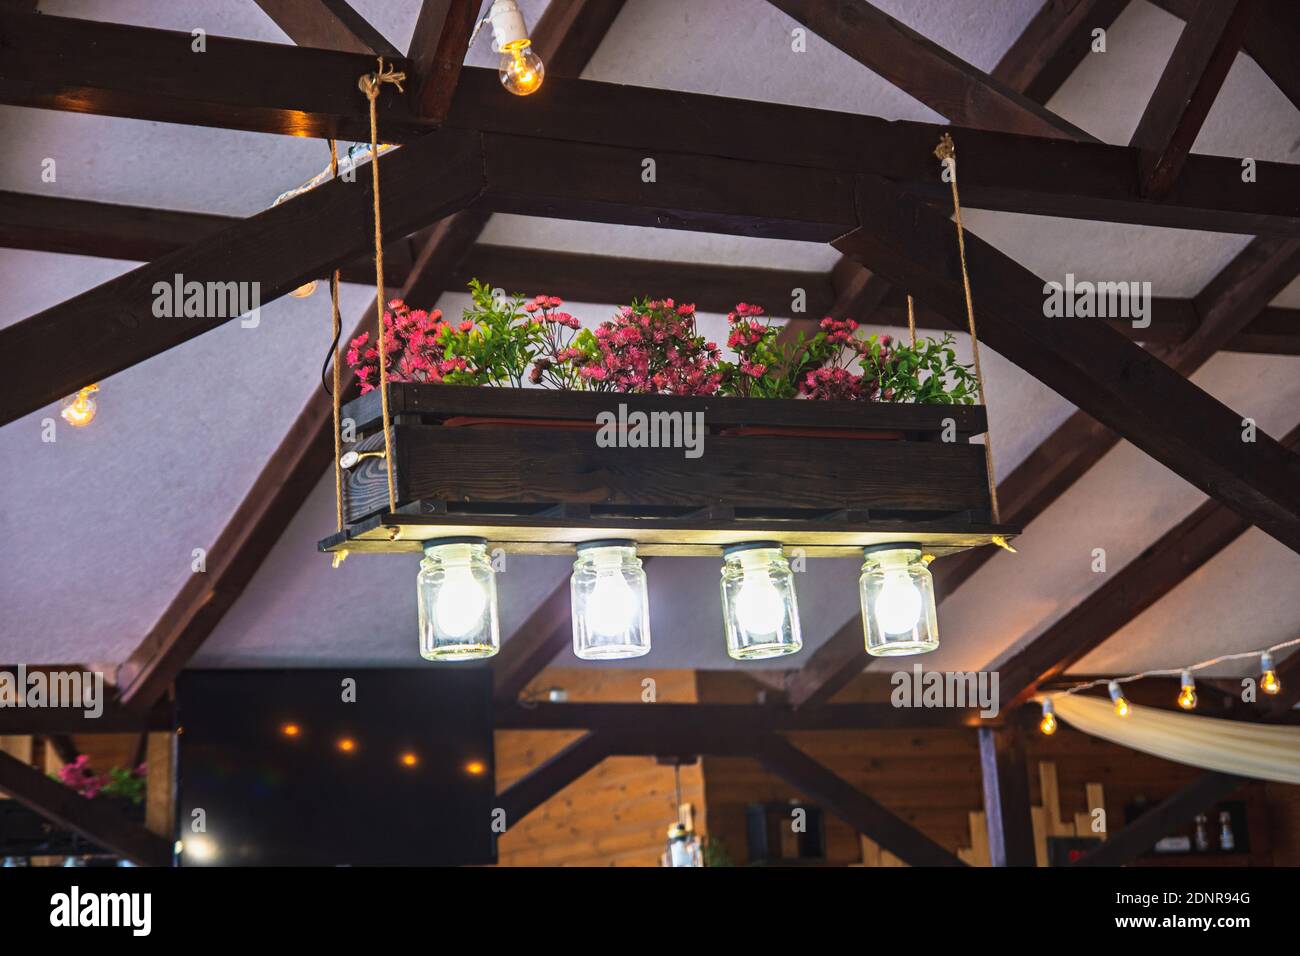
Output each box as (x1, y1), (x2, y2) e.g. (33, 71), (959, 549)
(344, 383), (988, 434)
(343, 423), (991, 523)
(1130, 0), (1256, 198)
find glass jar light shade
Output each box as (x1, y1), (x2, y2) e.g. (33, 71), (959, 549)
(417, 538), (500, 661)
(570, 541), (650, 660)
(665, 823), (702, 867)
(720, 543), (802, 661)
(859, 544), (938, 657)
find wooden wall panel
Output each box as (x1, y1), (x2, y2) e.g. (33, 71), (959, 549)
(494, 668), (705, 867)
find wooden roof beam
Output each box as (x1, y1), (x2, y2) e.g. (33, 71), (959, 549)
(407, 0), (479, 120)
(766, 0), (1094, 141)
(252, 0), (400, 56)
(0, 750), (171, 865)
(1130, 0), (1257, 199)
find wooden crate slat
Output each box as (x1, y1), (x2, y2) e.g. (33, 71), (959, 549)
(319, 510), (1017, 557)
(342, 383), (988, 436)
(342, 423), (991, 523)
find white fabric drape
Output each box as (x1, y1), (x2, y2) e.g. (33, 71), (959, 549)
(1051, 694), (1300, 785)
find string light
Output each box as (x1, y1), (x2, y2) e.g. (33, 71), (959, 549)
(1040, 636), (1297, 727)
(1177, 669), (1197, 710)
(60, 384), (99, 427)
(480, 1), (544, 96)
(1108, 680), (1131, 718)
(1260, 652), (1281, 696)
(1038, 698), (1057, 735)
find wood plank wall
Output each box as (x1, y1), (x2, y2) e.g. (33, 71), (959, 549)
(494, 668), (706, 867)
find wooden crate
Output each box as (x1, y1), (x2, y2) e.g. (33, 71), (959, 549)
(320, 383), (1015, 556)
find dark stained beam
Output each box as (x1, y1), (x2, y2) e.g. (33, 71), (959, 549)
(459, 246), (833, 317)
(529, 0), (625, 78)
(993, 421), (1299, 708)
(978, 725), (1036, 866)
(787, 234), (1300, 710)
(992, 0), (1133, 104)
(0, 750), (171, 865)
(766, 0), (1093, 141)
(0, 190), (413, 286)
(0, 129), (484, 426)
(253, 0), (399, 55)
(112, 0), (628, 713)
(1152, 0), (1300, 113)
(496, 732), (610, 829)
(491, 580), (573, 706)
(942, 232), (1300, 592)
(1073, 772), (1244, 866)
(4, 191), (1294, 351)
(407, 0), (479, 120)
(6, 16), (1300, 237)
(495, 701), (985, 732)
(1130, 0), (1256, 199)
(809, 0), (1130, 336)
(44, 734), (81, 765)
(837, 175), (1300, 537)
(753, 733), (967, 866)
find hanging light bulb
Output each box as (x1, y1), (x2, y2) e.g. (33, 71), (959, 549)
(719, 543), (802, 661)
(570, 541), (650, 659)
(60, 384), (99, 427)
(1260, 652), (1281, 695)
(1108, 680), (1131, 717)
(1177, 669), (1197, 710)
(488, 0), (544, 95)
(289, 280), (318, 298)
(1039, 698), (1057, 735)
(417, 537), (500, 660)
(858, 544), (938, 656)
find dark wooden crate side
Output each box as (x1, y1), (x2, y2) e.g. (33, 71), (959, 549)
(341, 383), (987, 437)
(342, 423), (992, 524)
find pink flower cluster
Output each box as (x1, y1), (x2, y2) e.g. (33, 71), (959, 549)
(579, 299), (722, 396)
(346, 299), (469, 393)
(527, 295), (586, 388)
(57, 755), (146, 800)
(796, 317), (894, 400)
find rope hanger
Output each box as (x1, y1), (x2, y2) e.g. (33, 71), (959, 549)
(327, 57), (405, 567)
(932, 133), (1011, 549)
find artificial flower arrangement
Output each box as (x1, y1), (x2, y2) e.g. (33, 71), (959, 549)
(54, 754), (147, 804)
(346, 279), (977, 404)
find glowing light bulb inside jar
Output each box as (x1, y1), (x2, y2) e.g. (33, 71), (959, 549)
(859, 545), (938, 657)
(587, 572), (638, 636)
(735, 574), (786, 636)
(434, 566), (488, 638)
(571, 541), (650, 660)
(719, 544), (802, 661)
(875, 572), (924, 635)
(417, 538), (499, 661)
